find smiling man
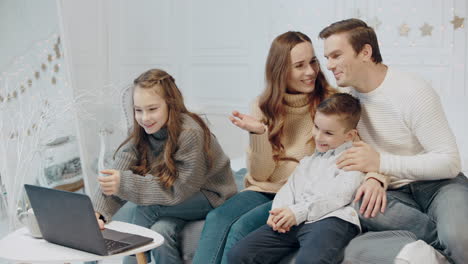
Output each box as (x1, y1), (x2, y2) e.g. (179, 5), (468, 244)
(319, 18), (468, 263)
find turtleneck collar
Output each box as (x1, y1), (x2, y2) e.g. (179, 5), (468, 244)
(283, 92), (310, 114)
(150, 127), (168, 140)
(147, 127), (168, 154)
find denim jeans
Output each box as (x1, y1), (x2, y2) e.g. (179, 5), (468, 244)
(358, 173), (468, 264)
(123, 192), (213, 264)
(227, 217), (359, 264)
(192, 190), (274, 264)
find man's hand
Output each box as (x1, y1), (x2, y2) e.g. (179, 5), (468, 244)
(98, 169), (121, 195)
(229, 111), (266, 134)
(354, 178), (387, 218)
(336, 141), (380, 173)
(95, 212), (105, 230)
(269, 207), (297, 233)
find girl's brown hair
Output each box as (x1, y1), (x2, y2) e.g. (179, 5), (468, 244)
(115, 69), (213, 188)
(259, 31), (334, 162)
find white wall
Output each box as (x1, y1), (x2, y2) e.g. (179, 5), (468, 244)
(0, 0), (85, 230)
(0, 0), (58, 72)
(59, 0), (468, 193)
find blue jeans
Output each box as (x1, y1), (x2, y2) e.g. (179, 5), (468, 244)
(193, 191), (274, 264)
(123, 192), (213, 264)
(227, 217), (359, 264)
(359, 173), (468, 263)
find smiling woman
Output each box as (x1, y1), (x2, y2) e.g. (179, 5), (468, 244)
(193, 31), (336, 264)
(287, 42), (320, 94)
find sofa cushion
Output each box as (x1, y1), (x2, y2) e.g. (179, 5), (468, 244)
(181, 220), (205, 263)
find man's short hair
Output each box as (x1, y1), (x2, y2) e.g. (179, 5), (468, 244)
(317, 93), (361, 131)
(319, 18), (383, 64)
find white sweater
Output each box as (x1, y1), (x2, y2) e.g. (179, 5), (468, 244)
(272, 142), (363, 229)
(348, 67), (461, 188)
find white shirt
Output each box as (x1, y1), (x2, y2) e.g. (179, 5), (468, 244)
(272, 141), (363, 229)
(347, 67), (461, 188)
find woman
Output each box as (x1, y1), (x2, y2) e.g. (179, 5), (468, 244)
(193, 31), (335, 264)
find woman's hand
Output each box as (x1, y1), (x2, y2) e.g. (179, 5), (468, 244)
(229, 110), (266, 134)
(98, 169), (121, 195)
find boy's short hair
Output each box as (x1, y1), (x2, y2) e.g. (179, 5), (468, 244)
(317, 93), (361, 131)
(319, 18), (383, 64)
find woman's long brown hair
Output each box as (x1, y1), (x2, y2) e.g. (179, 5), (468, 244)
(259, 31), (334, 162)
(115, 69), (214, 188)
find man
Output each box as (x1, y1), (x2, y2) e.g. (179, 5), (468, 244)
(319, 18), (468, 263)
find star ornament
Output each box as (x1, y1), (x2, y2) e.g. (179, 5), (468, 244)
(399, 23), (411, 36)
(451, 15), (465, 30)
(420, 23), (433, 36)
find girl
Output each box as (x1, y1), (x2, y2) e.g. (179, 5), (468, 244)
(92, 69), (237, 264)
(193, 31), (335, 264)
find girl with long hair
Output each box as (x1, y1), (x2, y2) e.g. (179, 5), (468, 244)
(193, 31), (335, 264)
(92, 69), (237, 264)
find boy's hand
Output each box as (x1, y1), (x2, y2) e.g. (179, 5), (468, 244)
(354, 178), (387, 218)
(269, 207), (296, 233)
(98, 169), (121, 195)
(266, 214), (276, 228)
(95, 212), (105, 230)
(229, 111), (266, 134)
(268, 208), (289, 233)
(336, 141), (380, 173)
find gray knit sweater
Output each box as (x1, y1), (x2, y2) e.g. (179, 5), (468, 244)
(93, 114), (237, 221)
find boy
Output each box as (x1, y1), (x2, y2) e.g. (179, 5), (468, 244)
(227, 93), (364, 264)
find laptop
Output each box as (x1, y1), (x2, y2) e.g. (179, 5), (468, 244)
(24, 184), (154, 256)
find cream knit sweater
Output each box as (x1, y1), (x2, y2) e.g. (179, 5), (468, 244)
(244, 93), (315, 193)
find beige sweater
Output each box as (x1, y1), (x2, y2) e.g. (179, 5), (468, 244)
(93, 114), (237, 221)
(244, 93), (315, 193)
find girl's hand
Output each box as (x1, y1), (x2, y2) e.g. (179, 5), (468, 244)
(98, 169), (121, 195)
(95, 212), (105, 230)
(229, 110), (266, 134)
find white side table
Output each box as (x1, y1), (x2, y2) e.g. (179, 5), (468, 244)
(0, 221), (164, 264)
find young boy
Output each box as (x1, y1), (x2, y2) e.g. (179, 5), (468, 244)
(227, 93), (364, 264)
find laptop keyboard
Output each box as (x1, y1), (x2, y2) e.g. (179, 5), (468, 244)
(104, 239), (130, 252)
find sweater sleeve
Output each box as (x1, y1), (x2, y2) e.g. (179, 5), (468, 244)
(116, 128), (210, 206)
(364, 172), (389, 190)
(271, 169), (298, 210)
(380, 85), (461, 180)
(92, 144), (138, 221)
(246, 102), (276, 182)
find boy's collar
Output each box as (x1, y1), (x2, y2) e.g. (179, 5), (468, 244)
(315, 141), (353, 157)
